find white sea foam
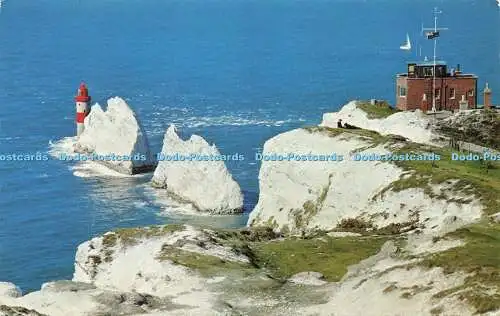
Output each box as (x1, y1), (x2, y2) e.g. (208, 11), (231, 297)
(48, 137), (78, 158)
(148, 186), (201, 215)
(0, 136), (23, 141)
(49, 138), (143, 179)
(69, 161), (135, 178)
(143, 185), (206, 216)
(146, 112), (305, 135)
(133, 201), (149, 208)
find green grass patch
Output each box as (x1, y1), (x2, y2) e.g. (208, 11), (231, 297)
(421, 224), (500, 313)
(250, 236), (386, 282)
(303, 126), (345, 138)
(98, 224), (185, 264)
(303, 126), (391, 151)
(102, 224), (186, 247)
(333, 218), (419, 236)
(211, 226), (282, 243)
(99, 224), (186, 262)
(357, 100), (400, 119)
(176, 228), (386, 282)
(157, 245), (256, 277)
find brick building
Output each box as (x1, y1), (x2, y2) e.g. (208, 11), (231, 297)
(396, 61), (478, 112)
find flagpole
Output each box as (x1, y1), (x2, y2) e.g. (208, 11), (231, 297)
(432, 9), (438, 113)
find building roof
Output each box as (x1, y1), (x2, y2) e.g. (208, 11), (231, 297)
(408, 60), (447, 66)
(396, 73), (477, 78)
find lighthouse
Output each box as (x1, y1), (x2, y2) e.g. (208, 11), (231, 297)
(74, 82), (91, 137)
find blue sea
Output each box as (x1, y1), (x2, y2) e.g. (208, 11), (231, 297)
(0, 0), (499, 293)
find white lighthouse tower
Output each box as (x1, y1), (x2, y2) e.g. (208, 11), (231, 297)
(74, 82), (91, 137)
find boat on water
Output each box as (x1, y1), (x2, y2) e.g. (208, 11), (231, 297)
(400, 33), (411, 51)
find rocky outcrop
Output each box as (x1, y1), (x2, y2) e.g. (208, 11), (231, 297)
(1, 225), (252, 315)
(73, 97), (156, 175)
(0, 283), (21, 298)
(2, 223), (498, 315)
(320, 101), (440, 145)
(0, 280), (175, 316)
(1, 225), (299, 315)
(434, 109), (500, 150)
(247, 126), (483, 235)
(294, 240), (475, 316)
(151, 124), (244, 214)
(288, 272), (327, 286)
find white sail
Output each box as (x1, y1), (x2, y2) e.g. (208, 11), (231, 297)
(400, 33), (411, 50)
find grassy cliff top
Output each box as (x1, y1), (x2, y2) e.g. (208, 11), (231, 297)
(304, 126), (500, 216)
(356, 100), (401, 119)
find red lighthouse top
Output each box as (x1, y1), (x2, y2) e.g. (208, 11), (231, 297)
(75, 82), (91, 103)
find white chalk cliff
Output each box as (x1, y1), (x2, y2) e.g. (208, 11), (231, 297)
(151, 124), (244, 214)
(247, 126), (482, 234)
(1, 225), (493, 316)
(0, 225), (296, 316)
(0, 228), (227, 315)
(321, 101), (440, 145)
(74, 97), (155, 175)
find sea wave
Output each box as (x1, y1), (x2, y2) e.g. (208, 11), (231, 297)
(144, 186), (203, 215)
(146, 113), (305, 135)
(69, 161), (137, 178)
(48, 137), (143, 178)
(48, 137), (78, 158)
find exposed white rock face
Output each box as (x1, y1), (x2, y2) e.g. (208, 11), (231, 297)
(73, 97), (155, 175)
(0, 225), (491, 316)
(295, 241), (475, 316)
(73, 225), (248, 296)
(0, 282), (21, 298)
(151, 124), (244, 214)
(0, 279), (187, 316)
(327, 232), (362, 237)
(320, 101), (439, 145)
(70, 225), (288, 315)
(1, 225), (254, 316)
(288, 272), (327, 286)
(247, 127), (482, 234)
(492, 212), (500, 224)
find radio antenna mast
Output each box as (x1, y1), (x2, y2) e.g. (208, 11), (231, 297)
(422, 7), (449, 113)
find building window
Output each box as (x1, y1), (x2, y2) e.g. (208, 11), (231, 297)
(435, 88), (441, 100)
(468, 89), (475, 97)
(424, 67), (433, 77)
(399, 86), (407, 97)
(449, 88), (456, 99)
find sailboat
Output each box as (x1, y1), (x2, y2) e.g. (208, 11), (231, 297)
(400, 33), (411, 51)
